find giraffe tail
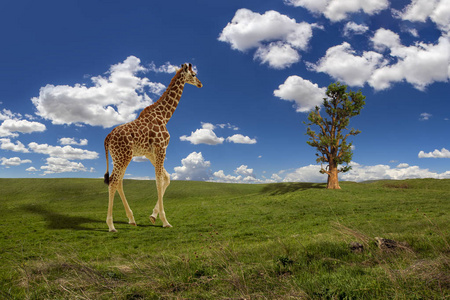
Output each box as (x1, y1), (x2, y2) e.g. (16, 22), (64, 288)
(104, 133), (111, 185)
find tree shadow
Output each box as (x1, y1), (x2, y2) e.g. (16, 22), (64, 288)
(23, 204), (105, 231)
(261, 182), (326, 195)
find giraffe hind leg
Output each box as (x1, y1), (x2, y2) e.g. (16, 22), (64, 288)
(106, 158), (133, 232)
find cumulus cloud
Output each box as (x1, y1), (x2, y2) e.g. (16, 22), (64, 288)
(343, 21), (369, 36)
(418, 148), (450, 158)
(58, 137), (88, 146)
(308, 42), (386, 87)
(0, 110), (46, 137)
(213, 165), (269, 183)
(393, 0), (450, 33)
(310, 29), (450, 90)
(235, 165), (255, 177)
(281, 161), (450, 182)
(180, 123), (225, 145)
(282, 164), (326, 182)
(254, 42), (301, 69)
(226, 134), (257, 144)
(285, 0), (389, 22)
(0, 138), (29, 153)
(369, 32), (450, 91)
(218, 9), (314, 68)
(28, 142), (99, 160)
(40, 157), (89, 174)
(213, 170), (243, 183)
(341, 162), (450, 181)
(1, 157), (32, 166)
(274, 76), (327, 112)
(31, 56), (162, 128)
(0, 119), (46, 137)
(172, 152), (212, 181)
(26, 166), (38, 172)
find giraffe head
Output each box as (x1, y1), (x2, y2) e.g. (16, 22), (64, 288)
(181, 63), (203, 88)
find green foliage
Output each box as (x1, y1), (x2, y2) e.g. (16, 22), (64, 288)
(305, 82), (365, 174)
(0, 178), (449, 299)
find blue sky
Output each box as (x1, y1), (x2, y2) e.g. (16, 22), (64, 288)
(1, 0), (449, 183)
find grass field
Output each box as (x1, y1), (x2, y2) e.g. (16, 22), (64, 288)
(0, 178), (449, 299)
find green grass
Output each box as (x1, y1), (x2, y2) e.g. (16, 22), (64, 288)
(0, 178), (449, 299)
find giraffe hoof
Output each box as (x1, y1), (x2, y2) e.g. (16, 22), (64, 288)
(109, 229), (117, 233)
(163, 224), (173, 228)
(150, 216), (156, 224)
(129, 222), (137, 226)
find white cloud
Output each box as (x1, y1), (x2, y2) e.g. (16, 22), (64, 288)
(149, 61), (179, 73)
(341, 162), (450, 181)
(254, 42), (300, 69)
(274, 75), (327, 112)
(369, 33), (450, 91)
(235, 165), (255, 177)
(0, 109), (21, 121)
(418, 148), (450, 158)
(0, 117), (46, 137)
(26, 166), (38, 172)
(396, 163), (410, 168)
(40, 157), (88, 174)
(343, 22), (369, 36)
(309, 42), (386, 87)
(218, 9), (314, 68)
(180, 123), (225, 145)
(212, 165), (272, 183)
(132, 156), (148, 162)
(371, 28), (401, 51)
(226, 134), (257, 144)
(1, 157), (32, 166)
(283, 164), (326, 182)
(311, 29), (450, 90)
(217, 123), (239, 131)
(58, 137), (88, 146)
(284, 0), (329, 14)
(286, 0), (389, 22)
(0, 138), (29, 153)
(28, 142), (99, 160)
(393, 0), (450, 33)
(213, 170), (243, 183)
(281, 161), (450, 182)
(172, 152), (212, 181)
(419, 112), (432, 121)
(31, 56), (161, 128)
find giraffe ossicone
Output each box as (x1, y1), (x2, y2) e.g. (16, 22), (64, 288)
(104, 63), (202, 232)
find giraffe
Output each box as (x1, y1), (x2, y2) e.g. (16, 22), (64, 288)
(103, 63), (202, 232)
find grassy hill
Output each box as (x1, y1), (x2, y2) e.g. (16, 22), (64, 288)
(0, 178), (449, 299)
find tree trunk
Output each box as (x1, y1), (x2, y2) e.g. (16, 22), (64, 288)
(327, 164), (341, 189)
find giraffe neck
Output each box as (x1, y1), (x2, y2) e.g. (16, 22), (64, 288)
(139, 69), (186, 124)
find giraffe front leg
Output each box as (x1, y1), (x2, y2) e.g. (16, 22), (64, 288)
(150, 204), (158, 225)
(154, 152), (172, 228)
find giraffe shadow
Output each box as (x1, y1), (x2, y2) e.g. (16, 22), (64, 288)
(23, 204), (104, 231)
(23, 204), (161, 231)
(261, 182), (326, 195)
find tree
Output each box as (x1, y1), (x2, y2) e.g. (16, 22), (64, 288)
(305, 82), (365, 189)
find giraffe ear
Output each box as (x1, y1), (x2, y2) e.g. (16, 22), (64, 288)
(182, 64), (188, 71)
